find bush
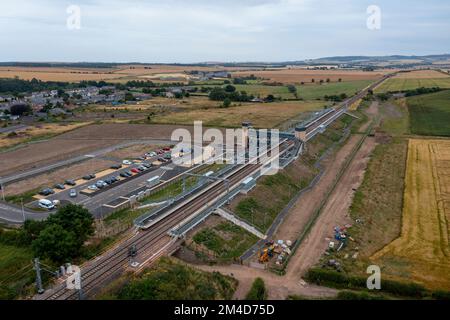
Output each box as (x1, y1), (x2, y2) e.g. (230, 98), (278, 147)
(431, 290), (450, 300)
(337, 290), (388, 300)
(305, 268), (427, 298)
(245, 278), (267, 300)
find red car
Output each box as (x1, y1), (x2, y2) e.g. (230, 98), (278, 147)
(163, 147), (171, 151)
(131, 168), (140, 173)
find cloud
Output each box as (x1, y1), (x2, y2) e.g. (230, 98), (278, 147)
(0, 0), (449, 62)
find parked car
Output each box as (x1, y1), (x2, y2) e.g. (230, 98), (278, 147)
(125, 170), (133, 176)
(83, 174), (96, 180)
(137, 166), (146, 171)
(54, 184), (66, 190)
(39, 188), (55, 196)
(110, 164), (122, 170)
(88, 185), (98, 191)
(65, 179), (76, 186)
(131, 168), (140, 174)
(163, 147), (171, 152)
(69, 189), (77, 198)
(96, 180), (107, 189)
(149, 151), (157, 157)
(38, 199), (55, 210)
(120, 172), (129, 178)
(123, 160), (132, 165)
(163, 153), (172, 160)
(142, 163), (152, 169)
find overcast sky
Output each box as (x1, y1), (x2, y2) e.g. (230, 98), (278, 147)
(1, 0), (449, 63)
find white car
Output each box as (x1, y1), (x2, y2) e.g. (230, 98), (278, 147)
(69, 189), (77, 198)
(149, 152), (157, 157)
(122, 160), (132, 165)
(88, 185), (98, 191)
(38, 199), (55, 210)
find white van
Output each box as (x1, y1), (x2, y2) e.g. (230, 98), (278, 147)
(38, 199), (55, 210)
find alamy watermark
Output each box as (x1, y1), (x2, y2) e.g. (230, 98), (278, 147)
(66, 264), (81, 290)
(66, 5), (81, 30)
(366, 265), (381, 290)
(367, 5), (381, 30)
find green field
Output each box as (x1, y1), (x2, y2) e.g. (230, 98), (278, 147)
(0, 243), (34, 299)
(233, 84), (293, 99)
(407, 89), (450, 136)
(109, 257), (237, 300)
(375, 77), (450, 93)
(192, 221), (258, 262)
(296, 80), (374, 100)
(197, 80), (374, 101)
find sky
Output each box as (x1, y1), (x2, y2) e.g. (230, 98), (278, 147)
(0, 0), (449, 63)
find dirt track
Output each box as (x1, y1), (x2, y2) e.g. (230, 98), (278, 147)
(194, 133), (376, 299)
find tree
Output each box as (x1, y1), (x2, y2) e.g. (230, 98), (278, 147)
(10, 104), (32, 116)
(46, 204), (94, 247)
(32, 224), (79, 263)
(264, 94), (275, 103)
(222, 98), (231, 108)
(224, 84), (236, 93)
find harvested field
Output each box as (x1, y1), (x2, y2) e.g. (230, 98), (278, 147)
(91, 96), (221, 112)
(0, 122), (91, 150)
(232, 69), (386, 84)
(372, 139), (450, 290)
(0, 66), (121, 82)
(150, 101), (323, 128)
(0, 65), (250, 82)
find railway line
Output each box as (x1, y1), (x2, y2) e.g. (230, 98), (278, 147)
(39, 161), (266, 300)
(36, 74), (393, 300)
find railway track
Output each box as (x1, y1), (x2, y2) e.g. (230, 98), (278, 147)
(37, 74), (391, 300)
(40, 162), (263, 300)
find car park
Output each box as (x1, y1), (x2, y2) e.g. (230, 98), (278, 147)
(39, 188), (55, 196)
(69, 189), (77, 198)
(54, 183), (66, 190)
(65, 179), (76, 186)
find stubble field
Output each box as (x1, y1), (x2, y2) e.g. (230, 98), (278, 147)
(372, 139), (450, 289)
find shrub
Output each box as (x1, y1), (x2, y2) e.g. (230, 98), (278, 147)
(245, 278), (267, 300)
